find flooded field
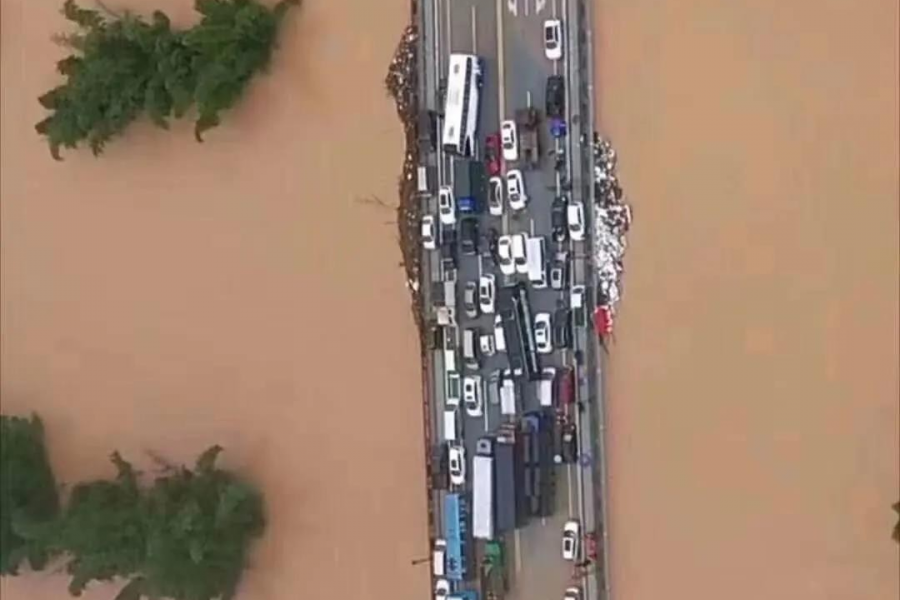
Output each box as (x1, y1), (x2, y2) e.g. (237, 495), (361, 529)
(594, 1), (899, 599)
(0, 0), (429, 599)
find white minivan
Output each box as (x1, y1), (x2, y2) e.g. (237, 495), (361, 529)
(538, 367), (556, 406)
(433, 539), (447, 577)
(443, 409), (459, 442)
(526, 236), (547, 288)
(500, 369), (518, 416)
(462, 328), (479, 370)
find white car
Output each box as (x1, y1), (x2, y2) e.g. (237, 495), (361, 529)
(500, 119), (518, 161)
(421, 215), (437, 250)
(438, 185), (456, 225)
(435, 579), (451, 600)
(570, 285), (585, 310)
(534, 312), (553, 354)
(562, 519), (580, 560)
(464, 281), (479, 318)
(567, 201), (585, 241)
(479, 274), (496, 314)
(448, 445), (466, 486)
(550, 262), (565, 290)
(479, 333), (496, 357)
(463, 375), (482, 417)
(543, 19), (563, 61)
(512, 233), (528, 274)
(562, 587), (581, 600)
(494, 315), (507, 352)
(488, 176), (504, 216)
(506, 169), (528, 211)
(497, 235), (515, 275)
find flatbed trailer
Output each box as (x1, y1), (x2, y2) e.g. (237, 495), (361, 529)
(515, 107), (540, 169)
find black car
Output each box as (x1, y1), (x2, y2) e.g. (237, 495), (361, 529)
(460, 218), (479, 255)
(553, 308), (572, 348)
(551, 196), (568, 242)
(486, 227), (500, 265)
(441, 227), (458, 270)
(545, 75), (565, 119)
(554, 422), (578, 464)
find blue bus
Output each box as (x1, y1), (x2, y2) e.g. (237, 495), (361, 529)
(444, 493), (469, 581)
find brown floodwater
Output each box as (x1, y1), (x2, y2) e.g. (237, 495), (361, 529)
(594, 0), (900, 599)
(1, 0), (429, 599)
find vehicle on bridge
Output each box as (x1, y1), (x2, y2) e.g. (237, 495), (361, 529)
(514, 108), (541, 169)
(546, 75), (565, 119)
(443, 493), (470, 581)
(472, 438), (495, 540)
(494, 432), (520, 533)
(443, 53), (483, 157)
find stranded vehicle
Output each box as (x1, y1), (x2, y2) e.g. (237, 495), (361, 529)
(514, 107), (541, 169)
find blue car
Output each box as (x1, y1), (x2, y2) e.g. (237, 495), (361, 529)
(458, 195), (480, 214)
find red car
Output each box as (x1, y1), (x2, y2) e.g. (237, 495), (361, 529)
(556, 366), (575, 405)
(485, 133), (502, 176)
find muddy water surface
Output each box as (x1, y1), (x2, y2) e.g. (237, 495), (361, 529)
(595, 1), (899, 599)
(1, 1), (428, 599)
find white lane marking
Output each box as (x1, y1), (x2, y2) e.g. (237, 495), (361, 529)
(508, 0), (518, 18)
(524, 0), (529, 17)
(551, 0), (557, 18)
(529, 217), (535, 237)
(478, 254), (484, 277)
(536, 0), (547, 14)
(567, 462), (574, 515)
(526, 90), (532, 108)
(445, 0), (452, 52)
(471, 5), (477, 54)
(497, 0), (511, 239)
(514, 529), (523, 573)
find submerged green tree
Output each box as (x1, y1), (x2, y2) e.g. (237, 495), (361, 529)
(0, 414), (60, 575)
(893, 502), (899, 544)
(36, 0), (298, 159)
(50, 446), (265, 600)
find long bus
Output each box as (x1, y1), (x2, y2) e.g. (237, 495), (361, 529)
(444, 493), (469, 581)
(442, 53), (483, 157)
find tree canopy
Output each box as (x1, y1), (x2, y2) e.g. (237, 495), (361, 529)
(0, 415), (60, 575)
(49, 446), (265, 600)
(36, 0), (298, 159)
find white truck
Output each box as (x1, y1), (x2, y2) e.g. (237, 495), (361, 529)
(472, 440), (495, 540)
(526, 236), (547, 288)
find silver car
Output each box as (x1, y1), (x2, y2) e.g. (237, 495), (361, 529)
(463, 375), (483, 417)
(488, 176), (504, 216)
(506, 169), (528, 211)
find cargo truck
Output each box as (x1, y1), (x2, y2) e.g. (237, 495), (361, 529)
(494, 435), (520, 532)
(515, 107), (540, 169)
(472, 438), (495, 540)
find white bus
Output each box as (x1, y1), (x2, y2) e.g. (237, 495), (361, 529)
(442, 53), (483, 157)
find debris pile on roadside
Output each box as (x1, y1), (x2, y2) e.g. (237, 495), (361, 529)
(384, 24), (425, 337)
(591, 134), (632, 341)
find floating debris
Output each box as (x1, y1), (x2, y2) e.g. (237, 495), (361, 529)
(591, 135), (632, 342)
(385, 24), (424, 339)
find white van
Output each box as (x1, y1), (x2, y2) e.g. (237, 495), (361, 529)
(443, 409), (459, 442)
(500, 369), (518, 416)
(432, 538), (447, 577)
(538, 367), (556, 406)
(526, 236), (547, 288)
(446, 371), (461, 407)
(444, 327), (457, 372)
(462, 328), (479, 370)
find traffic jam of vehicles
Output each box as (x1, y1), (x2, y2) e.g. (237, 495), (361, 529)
(420, 18), (613, 600)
